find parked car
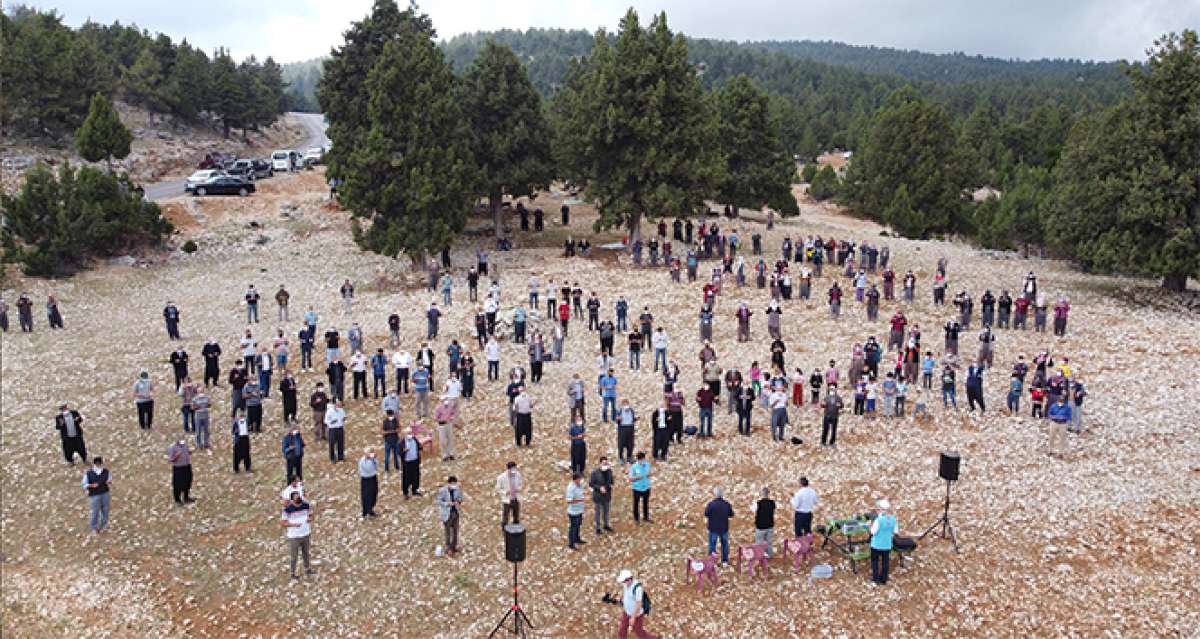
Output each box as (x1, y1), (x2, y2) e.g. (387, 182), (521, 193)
(186, 169), (227, 190)
(271, 150), (301, 172)
(186, 176), (255, 197)
(224, 159), (257, 181)
(303, 147), (325, 167)
(251, 159), (274, 178)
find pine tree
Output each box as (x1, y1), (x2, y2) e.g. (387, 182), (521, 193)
(209, 48), (246, 138)
(167, 43), (210, 121)
(808, 165), (840, 201)
(124, 46), (170, 120)
(75, 93), (133, 172)
(318, 0), (420, 182)
(716, 75), (798, 216)
(459, 41), (554, 238)
(843, 86), (964, 238)
(336, 6), (476, 262)
(556, 9), (721, 246)
(1048, 30), (1200, 291)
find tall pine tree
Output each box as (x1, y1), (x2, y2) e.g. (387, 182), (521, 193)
(459, 41), (554, 239)
(556, 10), (721, 245)
(75, 93), (133, 172)
(716, 75), (798, 216)
(1048, 30), (1200, 291)
(335, 5), (476, 262)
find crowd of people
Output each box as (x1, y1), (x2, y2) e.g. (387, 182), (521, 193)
(20, 203), (1098, 637)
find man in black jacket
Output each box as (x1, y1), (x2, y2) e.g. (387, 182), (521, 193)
(589, 456), (615, 536)
(201, 340), (222, 387)
(56, 404), (87, 465)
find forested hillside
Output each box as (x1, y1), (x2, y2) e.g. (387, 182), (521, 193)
(0, 6), (288, 139)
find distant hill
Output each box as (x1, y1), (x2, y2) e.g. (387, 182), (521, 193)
(740, 40), (1127, 85)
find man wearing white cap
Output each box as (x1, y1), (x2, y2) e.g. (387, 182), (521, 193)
(869, 498), (898, 585)
(616, 569), (657, 639)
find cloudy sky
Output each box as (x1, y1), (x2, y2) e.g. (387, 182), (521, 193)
(21, 0), (1197, 64)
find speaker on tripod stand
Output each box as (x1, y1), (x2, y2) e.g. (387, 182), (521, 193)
(490, 524), (535, 637)
(920, 451), (960, 552)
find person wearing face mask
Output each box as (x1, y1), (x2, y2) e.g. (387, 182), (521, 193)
(81, 457), (113, 533)
(589, 456), (615, 536)
(568, 416), (588, 475)
(282, 428), (305, 483)
(168, 439), (195, 505)
(359, 448), (380, 518)
(55, 404), (87, 465)
(281, 490), (316, 580)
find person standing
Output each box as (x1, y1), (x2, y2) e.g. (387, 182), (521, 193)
(513, 386), (534, 447)
(821, 389), (844, 447)
(326, 357), (347, 403)
(566, 473), (588, 550)
(202, 339), (222, 387)
(359, 448), (380, 518)
(192, 388), (212, 449)
(309, 383), (330, 442)
(350, 349), (368, 400)
(599, 369), (619, 423)
(281, 491), (316, 580)
(768, 384), (789, 442)
(695, 384), (716, 439)
(245, 285), (260, 323)
(163, 301), (182, 340)
(242, 378), (263, 433)
(413, 365), (431, 418)
(617, 400), (637, 464)
(590, 456), (615, 536)
(400, 428), (422, 498)
(283, 428), (305, 483)
(325, 400), (346, 463)
(169, 347), (190, 392)
(651, 400), (671, 460)
(437, 476), (465, 555)
(280, 370), (299, 424)
(496, 461), (523, 526)
(133, 370), (155, 430)
(0, 296), (9, 332)
(168, 439), (195, 505)
(275, 285), (290, 323)
(178, 377), (198, 432)
(46, 294), (64, 329)
(704, 487), (734, 564)
(629, 452), (653, 523)
(568, 416), (588, 475)
(340, 279), (355, 314)
(753, 486), (777, 558)
(1047, 395), (1073, 458)
(966, 361), (985, 413)
(433, 396), (458, 461)
(869, 499), (898, 585)
(16, 293), (34, 332)
(380, 410), (401, 471)
(790, 477), (818, 536)
(231, 412), (253, 473)
(82, 457), (112, 533)
(55, 404), (87, 465)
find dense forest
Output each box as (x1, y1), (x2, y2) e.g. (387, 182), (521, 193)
(0, 6), (289, 139)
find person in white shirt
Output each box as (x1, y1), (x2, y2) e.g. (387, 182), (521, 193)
(324, 401), (346, 463)
(528, 274), (540, 308)
(280, 478), (305, 504)
(393, 350), (412, 394)
(240, 330), (257, 373)
(495, 461), (523, 526)
(485, 337), (502, 381)
(512, 388), (534, 447)
(258, 347), (273, 398)
(443, 374), (462, 404)
(616, 569), (656, 639)
(651, 328), (668, 372)
(768, 387), (789, 441)
(790, 477), (818, 536)
(350, 350), (368, 400)
(281, 491), (316, 580)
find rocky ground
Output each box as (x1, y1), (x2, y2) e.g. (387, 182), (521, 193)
(0, 103), (306, 193)
(1, 170), (1198, 638)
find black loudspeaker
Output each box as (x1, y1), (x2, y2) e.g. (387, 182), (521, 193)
(504, 524), (527, 563)
(939, 451), (961, 482)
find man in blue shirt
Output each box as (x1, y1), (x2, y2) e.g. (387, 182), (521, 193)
(704, 487), (734, 564)
(412, 366), (431, 418)
(370, 349), (388, 399)
(599, 369), (619, 423)
(869, 499), (898, 585)
(1046, 396), (1073, 457)
(629, 452), (652, 523)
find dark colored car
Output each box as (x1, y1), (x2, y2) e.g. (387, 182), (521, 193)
(186, 176), (255, 197)
(224, 159), (274, 181)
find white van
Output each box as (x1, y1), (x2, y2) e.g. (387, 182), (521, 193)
(271, 150), (296, 172)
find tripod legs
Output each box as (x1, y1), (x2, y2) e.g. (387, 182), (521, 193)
(489, 562), (535, 638)
(919, 480), (959, 553)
